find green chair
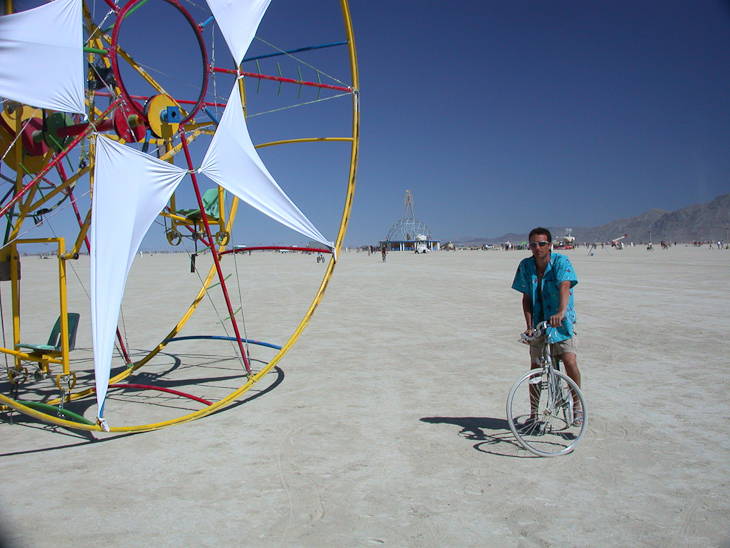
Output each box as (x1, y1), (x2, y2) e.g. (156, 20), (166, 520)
(17, 312), (80, 355)
(177, 188), (224, 222)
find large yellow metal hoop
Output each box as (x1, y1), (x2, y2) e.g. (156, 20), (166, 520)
(0, 0), (360, 432)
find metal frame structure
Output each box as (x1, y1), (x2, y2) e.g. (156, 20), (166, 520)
(379, 191), (439, 251)
(0, 0), (360, 432)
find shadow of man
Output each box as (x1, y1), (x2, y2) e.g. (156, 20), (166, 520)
(421, 416), (509, 440)
(420, 416), (531, 457)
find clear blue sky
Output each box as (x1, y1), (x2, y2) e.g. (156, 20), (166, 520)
(7, 0), (730, 249)
(347, 0), (730, 243)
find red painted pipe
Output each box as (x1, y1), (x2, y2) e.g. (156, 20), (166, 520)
(212, 67), (352, 93)
(109, 384), (212, 406)
(220, 246), (332, 256)
(179, 130), (252, 375)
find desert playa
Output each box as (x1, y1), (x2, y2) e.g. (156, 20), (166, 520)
(1, 245), (729, 547)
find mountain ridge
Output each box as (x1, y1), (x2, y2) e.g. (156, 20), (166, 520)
(455, 193), (730, 245)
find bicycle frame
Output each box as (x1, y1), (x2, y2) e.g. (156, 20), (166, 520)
(528, 321), (572, 427)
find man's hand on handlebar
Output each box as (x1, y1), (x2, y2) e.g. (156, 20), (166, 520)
(549, 312), (565, 328)
(520, 327), (535, 344)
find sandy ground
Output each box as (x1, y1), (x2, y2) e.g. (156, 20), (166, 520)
(1, 244), (729, 547)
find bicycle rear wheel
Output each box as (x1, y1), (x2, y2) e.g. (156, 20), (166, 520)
(506, 369), (586, 457)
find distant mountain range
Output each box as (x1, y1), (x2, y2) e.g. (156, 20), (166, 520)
(456, 193), (730, 245)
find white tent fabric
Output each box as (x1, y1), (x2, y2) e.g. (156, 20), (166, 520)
(91, 136), (187, 421)
(204, 0), (271, 66)
(198, 82), (331, 249)
(0, 0), (85, 114)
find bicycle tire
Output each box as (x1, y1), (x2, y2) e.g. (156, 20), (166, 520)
(506, 369), (586, 457)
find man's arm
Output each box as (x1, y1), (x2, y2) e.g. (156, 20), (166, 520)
(522, 293), (534, 334)
(549, 280), (571, 327)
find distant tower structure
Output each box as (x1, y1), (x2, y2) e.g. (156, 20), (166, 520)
(379, 190), (440, 252)
(404, 189), (415, 218)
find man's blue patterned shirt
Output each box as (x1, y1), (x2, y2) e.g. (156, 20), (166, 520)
(511, 252), (578, 342)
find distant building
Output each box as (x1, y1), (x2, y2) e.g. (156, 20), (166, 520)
(378, 190), (440, 252)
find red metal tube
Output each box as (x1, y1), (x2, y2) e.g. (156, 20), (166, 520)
(109, 384), (212, 406)
(179, 131), (251, 374)
(212, 67), (352, 93)
(220, 245), (332, 256)
(100, 0), (119, 12)
(93, 90), (227, 109)
(56, 117), (114, 139)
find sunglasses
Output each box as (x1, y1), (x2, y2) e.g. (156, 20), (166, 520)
(529, 241), (550, 248)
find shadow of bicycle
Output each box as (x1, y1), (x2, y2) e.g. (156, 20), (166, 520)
(420, 416), (536, 458)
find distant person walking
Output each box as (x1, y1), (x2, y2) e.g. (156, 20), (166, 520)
(511, 227), (583, 424)
(381, 246), (387, 262)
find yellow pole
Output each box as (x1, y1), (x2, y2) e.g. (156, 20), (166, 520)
(57, 238), (70, 375)
(9, 242), (20, 369)
(337, 0), (360, 254)
(5, 185), (40, 247)
(69, 207), (92, 258)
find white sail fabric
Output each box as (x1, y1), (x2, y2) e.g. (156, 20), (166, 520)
(0, 0), (85, 114)
(199, 82), (331, 249)
(91, 136), (187, 420)
(205, 0), (271, 66)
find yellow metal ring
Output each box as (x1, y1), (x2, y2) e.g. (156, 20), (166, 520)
(8, 367), (28, 385)
(55, 372), (77, 392)
(5, 0), (360, 433)
(166, 229), (182, 246)
(215, 231), (230, 246)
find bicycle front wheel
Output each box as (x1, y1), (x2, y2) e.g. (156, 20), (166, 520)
(506, 369), (586, 457)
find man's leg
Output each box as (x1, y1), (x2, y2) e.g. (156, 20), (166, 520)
(557, 351), (583, 424)
(527, 342), (543, 421)
(560, 351), (580, 389)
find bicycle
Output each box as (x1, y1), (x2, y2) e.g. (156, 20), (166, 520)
(506, 321), (587, 457)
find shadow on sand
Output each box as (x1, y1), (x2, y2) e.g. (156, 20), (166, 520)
(0, 364), (285, 457)
(420, 416), (536, 458)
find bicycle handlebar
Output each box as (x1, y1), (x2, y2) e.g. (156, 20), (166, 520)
(519, 321), (551, 343)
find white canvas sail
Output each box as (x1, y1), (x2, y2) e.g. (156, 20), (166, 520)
(205, 0), (271, 66)
(198, 82), (331, 249)
(0, 0), (85, 114)
(91, 135), (187, 423)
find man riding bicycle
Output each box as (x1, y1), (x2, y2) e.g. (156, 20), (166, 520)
(511, 227), (583, 425)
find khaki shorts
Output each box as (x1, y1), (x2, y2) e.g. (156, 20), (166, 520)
(529, 332), (578, 363)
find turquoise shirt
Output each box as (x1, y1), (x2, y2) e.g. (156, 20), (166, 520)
(511, 252), (578, 342)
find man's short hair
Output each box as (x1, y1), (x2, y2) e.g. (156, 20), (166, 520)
(529, 227), (552, 243)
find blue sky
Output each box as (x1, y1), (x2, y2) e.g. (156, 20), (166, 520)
(5, 0), (730, 249)
(348, 0), (730, 243)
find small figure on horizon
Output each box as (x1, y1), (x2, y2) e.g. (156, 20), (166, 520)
(381, 246), (387, 262)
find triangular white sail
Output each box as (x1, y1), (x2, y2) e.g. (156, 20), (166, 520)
(205, 0), (271, 66)
(199, 82), (331, 249)
(91, 135), (187, 422)
(0, 0), (85, 114)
